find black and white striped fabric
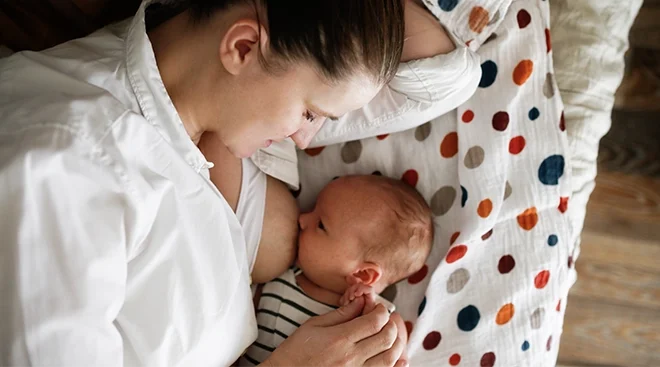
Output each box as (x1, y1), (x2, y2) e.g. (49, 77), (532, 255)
(239, 269), (336, 366)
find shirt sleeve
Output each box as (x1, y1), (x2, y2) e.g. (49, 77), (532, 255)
(309, 46), (482, 147)
(0, 131), (129, 366)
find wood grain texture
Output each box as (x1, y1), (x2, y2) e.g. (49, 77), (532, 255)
(561, 295), (660, 367)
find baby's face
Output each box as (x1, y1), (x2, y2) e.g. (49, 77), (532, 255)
(297, 178), (385, 294)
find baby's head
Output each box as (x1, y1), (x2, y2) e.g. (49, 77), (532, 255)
(297, 175), (434, 294)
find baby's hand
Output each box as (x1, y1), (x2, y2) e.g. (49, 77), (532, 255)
(339, 284), (376, 307)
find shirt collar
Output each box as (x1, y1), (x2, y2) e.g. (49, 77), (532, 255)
(125, 0), (210, 171)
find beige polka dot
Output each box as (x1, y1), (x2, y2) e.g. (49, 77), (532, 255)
(447, 268), (470, 294)
(543, 73), (555, 98)
(341, 141), (362, 164)
(530, 308), (545, 329)
(415, 122), (433, 142)
(431, 186), (457, 216)
(464, 146), (485, 169)
(504, 181), (513, 200)
(381, 284), (397, 302)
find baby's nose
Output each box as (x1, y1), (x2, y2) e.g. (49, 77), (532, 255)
(298, 213), (308, 230)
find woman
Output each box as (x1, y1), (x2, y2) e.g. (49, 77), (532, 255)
(0, 0), (477, 366)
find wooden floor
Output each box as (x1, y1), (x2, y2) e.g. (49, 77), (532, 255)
(557, 2), (660, 366)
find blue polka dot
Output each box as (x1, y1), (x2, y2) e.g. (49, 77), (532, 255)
(418, 296), (427, 316)
(548, 234), (558, 247)
(461, 185), (468, 207)
(522, 341), (530, 351)
(457, 305), (480, 331)
(528, 107), (540, 120)
(438, 0), (459, 12)
(479, 60), (498, 88)
(538, 155), (565, 185)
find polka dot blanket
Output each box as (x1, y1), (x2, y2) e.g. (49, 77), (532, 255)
(296, 0), (576, 366)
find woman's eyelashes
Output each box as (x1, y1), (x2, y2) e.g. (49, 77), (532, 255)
(304, 110), (317, 123)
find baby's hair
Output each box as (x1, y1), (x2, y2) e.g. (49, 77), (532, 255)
(352, 175), (434, 285)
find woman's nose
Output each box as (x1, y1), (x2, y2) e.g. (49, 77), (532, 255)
(290, 118), (325, 149)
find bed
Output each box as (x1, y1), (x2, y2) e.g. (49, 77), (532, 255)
(0, 0), (642, 365)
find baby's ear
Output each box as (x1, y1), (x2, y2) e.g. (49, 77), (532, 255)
(349, 263), (382, 286)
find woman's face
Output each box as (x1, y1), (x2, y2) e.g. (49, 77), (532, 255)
(220, 64), (381, 158)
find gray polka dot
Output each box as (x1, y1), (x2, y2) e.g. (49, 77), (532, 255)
(530, 308), (545, 329)
(341, 141), (362, 164)
(503, 181), (513, 200)
(431, 186), (457, 216)
(414, 122), (433, 142)
(543, 73), (555, 98)
(464, 146), (485, 169)
(446, 268), (470, 294)
(380, 284), (397, 302)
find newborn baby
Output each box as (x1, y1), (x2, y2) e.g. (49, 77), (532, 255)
(240, 175), (434, 366)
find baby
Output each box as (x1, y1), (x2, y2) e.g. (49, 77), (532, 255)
(240, 175), (434, 366)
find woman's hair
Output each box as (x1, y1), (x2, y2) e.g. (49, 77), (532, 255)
(187, 0), (405, 85)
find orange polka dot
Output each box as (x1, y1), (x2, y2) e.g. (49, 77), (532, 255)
(558, 197), (569, 213)
(405, 321), (413, 338)
(513, 59), (534, 86)
(477, 199), (493, 218)
(509, 136), (526, 155)
(535, 270), (550, 289)
(440, 132), (459, 158)
(469, 6), (490, 34)
(304, 146), (325, 156)
(446, 245), (468, 264)
(377, 134), (389, 140)
(517, 207), (538, 230)
(449, 354), (461, 365)
(462, 110), (475, 123)
(450, 231), (460, 245)
(496, 303), (515, 325)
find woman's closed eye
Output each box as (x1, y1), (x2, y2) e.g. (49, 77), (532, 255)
(317, 220), (325, 231)
(304, 110), (317, 123)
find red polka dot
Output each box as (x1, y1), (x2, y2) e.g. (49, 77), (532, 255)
(440, 132), (459, 158)
(498, 255), (516, 274)
(477, 199), (493, 218)
(556, 300), (561, 312)
(492, 111), (510, 131)
(558, 196), (569, 213)
(559, 111), (566, 131)
(304, 146), (325, 156)
(450, 231), (461, 245)
(405, 321), (413, 338)
(480, 352), (496, 367)
(509, 136), (526, 155)
(423, 331), (441, 350)
(513, 59), (534, 86)
(481, 229), (493, 241)
(377, 134), (389, 140)
(462, 110), (475, 123)
(568, 256), (574, 268)
(408, 264), (429, 284)
(401, 169), (419, 188)
(449, 353), (461, 365)
(446, 245), (468, 264)
(545, 28), (552, 53)
(466, 39), (473, 47)
(535, 270), (550, 289)
(517, 9), (531, 28)
(546, 335), (553, 351)
(517, 207), (538, 231)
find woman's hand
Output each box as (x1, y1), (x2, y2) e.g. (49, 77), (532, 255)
(262, 297), (408, 367)
(401, 0), (455, 62)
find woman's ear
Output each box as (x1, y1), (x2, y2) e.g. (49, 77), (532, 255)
(219, 19), (269, 76)
(347, 263), (382, 286)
